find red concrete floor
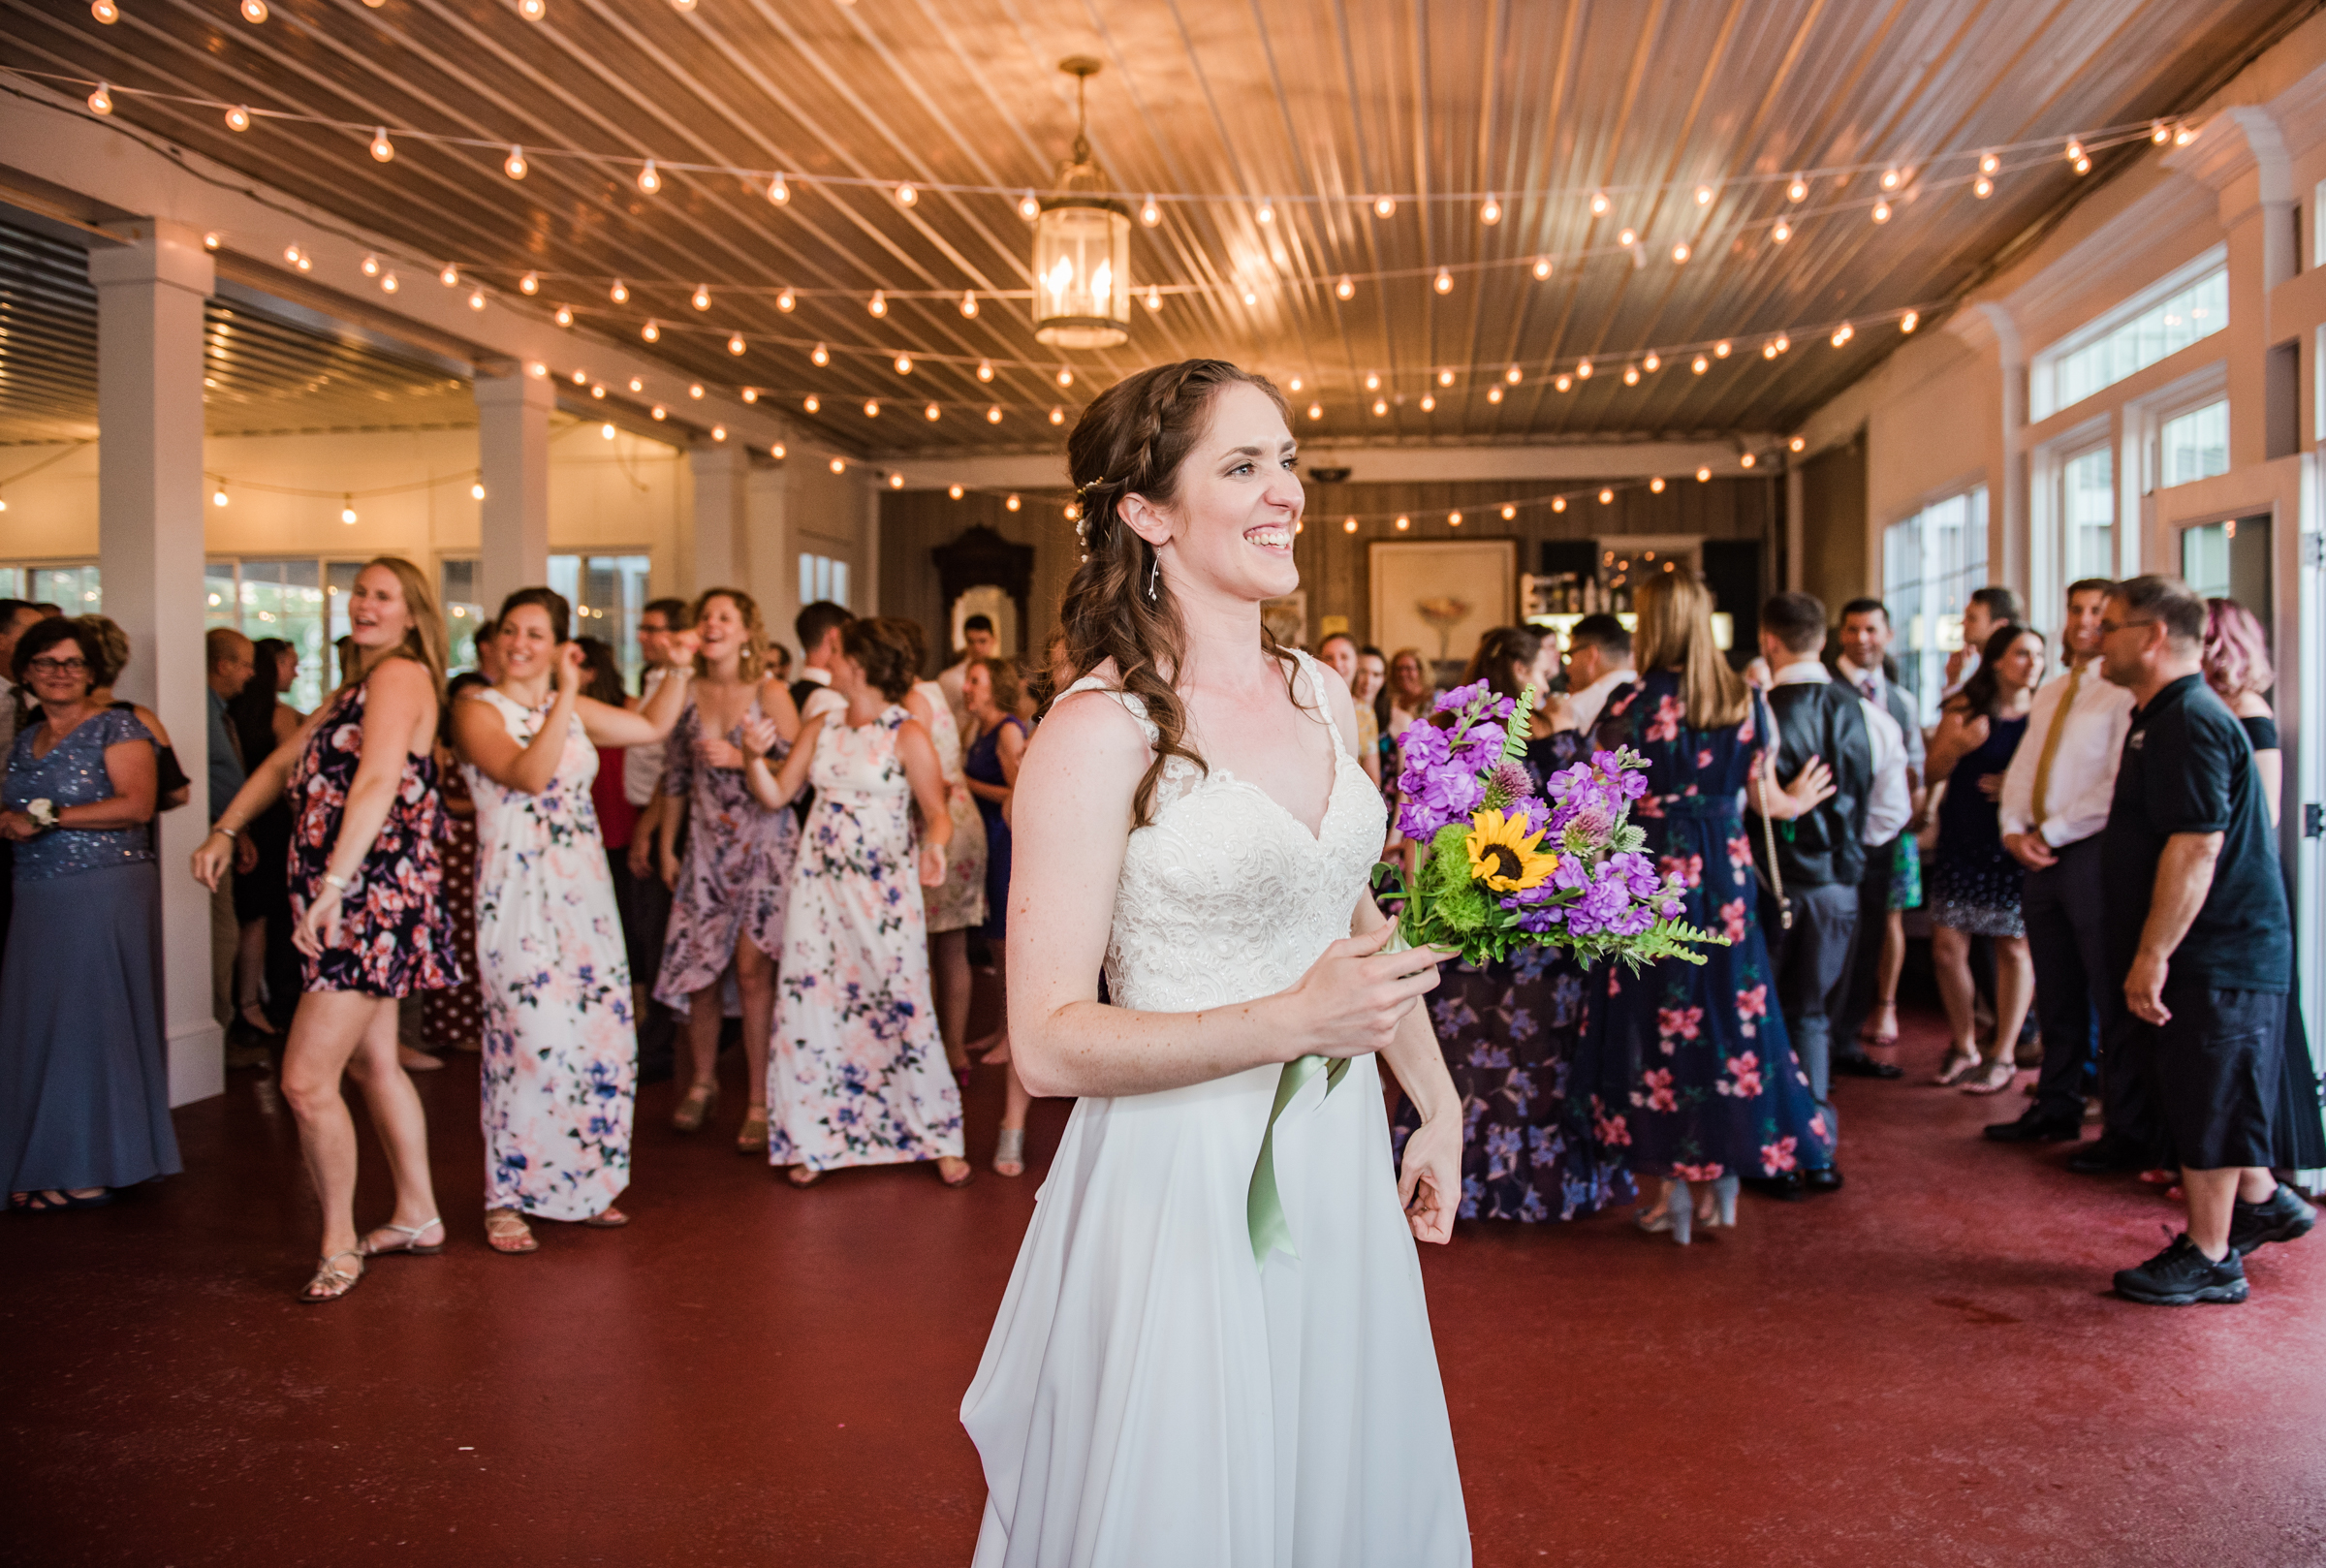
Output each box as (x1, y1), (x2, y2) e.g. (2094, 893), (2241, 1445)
(5, 1002), (2324, 1568)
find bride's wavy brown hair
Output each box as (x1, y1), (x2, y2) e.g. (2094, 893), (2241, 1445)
(1059, 359), (1300, 827)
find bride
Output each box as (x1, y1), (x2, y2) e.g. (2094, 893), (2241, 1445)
(961, 361), (1470, 1565)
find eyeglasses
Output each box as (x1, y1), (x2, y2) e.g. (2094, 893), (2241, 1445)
(25, 656), (87, 675)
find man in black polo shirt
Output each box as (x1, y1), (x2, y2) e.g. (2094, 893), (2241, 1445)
(2099, 576), (2313, 1306)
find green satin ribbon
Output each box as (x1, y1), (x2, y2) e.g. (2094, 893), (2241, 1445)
(1246, 921), (1410, 1266)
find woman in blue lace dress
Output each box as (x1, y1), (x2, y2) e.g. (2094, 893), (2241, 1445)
(1589, 570), (1837, 1242)
(1392, 625), (1633, 1223)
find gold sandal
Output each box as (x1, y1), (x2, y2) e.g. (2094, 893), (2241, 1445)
(1963, 1056), (2020, 1095)
(300, 1248), (365, 1303)
(361, 1216), (444, 1257)
(1931, 1048), (1982, 1086)
(485, 1208), (538, 1255)
(735, 1110), (769, 1154)
(673, 1082), (719, 1134)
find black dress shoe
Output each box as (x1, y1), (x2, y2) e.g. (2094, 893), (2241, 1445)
(2067, 1138), (2153, 1175)
(1801, 1166), (1844, 1194)
(1834, 1054), (1905, 1081)
(1742, 1172), (1807, 1202)
(1985, 1110), (2083, 1144)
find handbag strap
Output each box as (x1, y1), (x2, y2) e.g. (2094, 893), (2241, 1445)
(1747, 687), (1792, 930)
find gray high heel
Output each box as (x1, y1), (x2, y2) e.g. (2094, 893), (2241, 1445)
(1635, 1178), (1693, 1244)
(1710, 1175), (1741, 1229)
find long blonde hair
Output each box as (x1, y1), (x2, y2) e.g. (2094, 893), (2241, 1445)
(690, 586), (771, 681)
(346, 556), (448, 695)
(1631, 567), (1746, 731)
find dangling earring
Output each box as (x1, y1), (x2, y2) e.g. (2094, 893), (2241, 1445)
(1147, 552), (1160, 603)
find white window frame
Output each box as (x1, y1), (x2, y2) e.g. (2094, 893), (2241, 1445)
(2030, 244), (2228, 421)
(2131, 364), (2231, 499)
(2028, 414), (2114, 618)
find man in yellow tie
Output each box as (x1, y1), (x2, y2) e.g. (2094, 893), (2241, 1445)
(1989, 579), (2151, 1158)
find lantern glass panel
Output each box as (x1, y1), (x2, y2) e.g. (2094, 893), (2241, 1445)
(1033, 201), (1131, 348)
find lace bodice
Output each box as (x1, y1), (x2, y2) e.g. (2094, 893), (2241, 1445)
(1065, 650), (1385, 1014)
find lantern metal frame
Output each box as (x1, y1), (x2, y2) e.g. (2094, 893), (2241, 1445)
(1032, 56), (1132, 351)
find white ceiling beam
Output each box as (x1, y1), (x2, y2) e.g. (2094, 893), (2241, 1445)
(0, 84), (810, 460)
(876, 438), (1777, 492)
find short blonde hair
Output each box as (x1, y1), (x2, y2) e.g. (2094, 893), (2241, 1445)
(690, 587), (771, 681)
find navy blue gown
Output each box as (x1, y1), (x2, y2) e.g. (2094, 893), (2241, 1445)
(1393, 730), (1636, 1222)
(1588, 672), (1835, 1181)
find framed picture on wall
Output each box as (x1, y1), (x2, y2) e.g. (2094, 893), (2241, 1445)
(1368, 539), (1518, 682)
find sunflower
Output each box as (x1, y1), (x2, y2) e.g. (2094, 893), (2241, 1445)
(1464, 806), (1559, 893)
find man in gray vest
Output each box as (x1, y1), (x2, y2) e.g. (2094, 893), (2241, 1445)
(1829, 597), (1923, 1078)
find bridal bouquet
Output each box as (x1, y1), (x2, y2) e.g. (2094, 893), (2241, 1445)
(1249, 679), (1723, 1266)
(1376, 679), (1727, 971)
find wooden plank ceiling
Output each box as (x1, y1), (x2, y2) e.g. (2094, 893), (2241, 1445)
(0, 0), (2310, 458)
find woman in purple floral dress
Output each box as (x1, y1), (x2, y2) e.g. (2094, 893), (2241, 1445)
(652, 588), (800, 1152)
(1587, 570), (1836, 1243)
(741, 617), (965, 1187)
(454, 588), (692, 1255)
(194, 557), (462, 1302)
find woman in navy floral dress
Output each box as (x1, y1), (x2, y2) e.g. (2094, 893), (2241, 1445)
(1393, 626), (1634, 1223)
(1588, 570), (1836, 1242)
(196, 557), (462, 1302)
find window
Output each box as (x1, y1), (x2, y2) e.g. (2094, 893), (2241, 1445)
(1881, 486), (1989, 724)
(2034, 260), (2228, 419)
(202, 558), (363, 711)
(0, 563), (102, 612)
(439, 558), (485, 673)
(800, 552), (851, 611)
(548, 552), (653, 691)
(2158, 398), (2229, 489)
(2061, 445), (2115, 581)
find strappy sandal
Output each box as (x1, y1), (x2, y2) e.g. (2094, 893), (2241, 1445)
(14, 1187), (113, 1212)
(787, 1166), (825, 1188)
(672, 1082), (719, 1134)
(582, 1207), (629, 1228)
(1931, 1048), (1982, 1086)
(300, 1248), (365, 1303)
(735, 1110), (769, 1154)
(484, 1208), (538, 1255)
(1963, 1056), (2020, 1095)
(992, 1127), (1025, 1178)
(362, 1215), (445, 1257)
(938, 1156), (975, 1189)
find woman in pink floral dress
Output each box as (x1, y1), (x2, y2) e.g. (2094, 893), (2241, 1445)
(452, 589), (692, 1255)
(740, 617), (964, 1187)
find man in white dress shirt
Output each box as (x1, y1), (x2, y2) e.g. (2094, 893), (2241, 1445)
(1830, 598), (1924, 1079)
(791, 601), (853, 724)
(1560, 613), (1633, 737)
(1986, 579), (2159, 1166)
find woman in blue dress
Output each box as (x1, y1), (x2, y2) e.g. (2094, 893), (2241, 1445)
(1392, 624), (1634, 1222)
(1590, 569), (1837, 1242)
(961, 656), (1032, 1175)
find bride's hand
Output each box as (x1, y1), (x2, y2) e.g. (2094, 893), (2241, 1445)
(1399, 1113), (1461, 1244)
(1273, 922), (1447, 1062)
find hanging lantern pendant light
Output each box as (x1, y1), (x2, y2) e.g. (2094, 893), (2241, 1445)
(1032, 56), (1131, 351)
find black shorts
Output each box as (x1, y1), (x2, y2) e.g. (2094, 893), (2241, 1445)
(2145, 982), (2285, 1170)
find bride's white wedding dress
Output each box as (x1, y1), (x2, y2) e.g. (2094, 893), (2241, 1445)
(962, 652), (1470, 1567)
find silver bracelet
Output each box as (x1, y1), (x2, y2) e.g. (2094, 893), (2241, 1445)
(215, 823), (239, 840)
(323, 872), (351, 893)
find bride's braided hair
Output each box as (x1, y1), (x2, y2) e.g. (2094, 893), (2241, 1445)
(1058, 360), (1301, 828)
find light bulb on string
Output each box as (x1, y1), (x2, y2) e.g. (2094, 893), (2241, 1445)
(87, 82), (112, 114)
(1973, 175), (1994, 198)
(864, 399), (880, 418)
(2073, 153), (2090, 174)
(203, 232), (220, 250)
(1006, 494), (1022, 512)
(1145, 286), (1162, 311)
(1307, 403), (1323, 421)
(727, 332), (746, 356)
(949, 486), (964, 500)
(1714, 340), (1731, 358)
(1395, 516), (1410, 531)
(691, 284), (711, 310)
(895, 182), (917, 207)
(1018, 191), (1040, 221)
(1831, 323), (1854, 347)
(1589, 191), (1610, 215)
(868, 291), (887, 317)
(1598, 488), (1614, 505)
(1242, 287), (1258, 306)
(1448, 511), (1462, 526)
(924, 403), (941, 422)
(340, 496), (358, 523)
(1691, 355), (1708, 374)
(1420, 394), (1435, 412)
(1501, 504), (1516, 520)
(437, 263), (458, 287)
(1374, 196), (1396, 218)
(1697, 466), (1712, 482)
(296, 253), (312, 272)
(1554, 374), (1572, 392)
(1335, 275), (1355, 300)
(1255, 201), (1274, 225)
(1774, 333), (1790, 353)
(1140, 196), (1160, 227)
(1762, 340), (1778, 359)
(1672, 242), (1690, 264)
(213, 482), (230, 508)
(1532, 256), (1553, 280)
(960, 292), (978, 318)
(1055, 368), (1074, 390)
(776, 287), (796, 312)
(519, 271), (539, 295)
(803, 395), (820, 413)
(1740, 453), (1756, 469)
(986, 405), (1003, 423)
(1901, 310), (1919, 332)
(1553, 496), (1567, 513)
(1787, 175), (1807, 202)
(2151, 121), (2171, 144)
(833, 458), (848, 476)
(468, 289), (487, 311)
(608, 278), (627, 303)
(519, 0), (544, 16)
(2065, 140), (2085, 165)
(1650, 477), (1665, 493)
(471, 482), (487, 500)
(504, 145), (527, 178)
(888, 473), (904, 490)
(742, 388), (759, 403)
(896, 354), (913, 375)
(1486, 387), (1503, 404)
(241, 0), (267, 21)
(1433, 267), (1453, 294)
(570, 369), (587, 386)
(1364, 371), (1381, 392)
(628, 377), (644, 392)
(1871, 201), (1891, 223)
(1505, 365), (1523, 384)
(1289, 377), (1304, 392)
(92, 0), (119, 19)
(1479, 194), (1501, 225)
(380, 271), (399, 294)
(226, 105), (251, 132)
(370, 128), (394, 163)
(361, 254), (381, 278)
(711, 425), (727, 441)
(1576, 359), (1592, 380)
(975, 360), (992, 382)
(1880, 167), (1902, 190)
(553, 303), (572, 326)
(1372, 398), (1389, 417)
(688, 383), (703, 398)
(641, 320), (660, 342)
(1049, 406), (1065, 425)
(1617, 227), (1636, 247)
(1643, 351), (1660, 372)
(1622, 366), (1640, 386)
(1790, 435), (1807, 453)
(638, 160), (662, 196)
(769, 173), (790, 204)
(1773, 218), (1792, 243)
(2175, 124), (2197, 145)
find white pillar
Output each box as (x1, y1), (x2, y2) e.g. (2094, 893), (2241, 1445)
(1973, 301), (2027, 600)
(689, 444), (749, 594)
(475, 369), (554, 614)
(745, 460), (795, 649)
(89, 220), (219, 1109)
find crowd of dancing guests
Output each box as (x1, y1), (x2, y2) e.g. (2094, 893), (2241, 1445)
(3, 549), (2316, 1306)
(1385, 568), (2318, 1301)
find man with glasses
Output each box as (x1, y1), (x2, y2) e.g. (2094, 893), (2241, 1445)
(2097, 576), (2312, 1305)
(1989, 580), (2155, 1161)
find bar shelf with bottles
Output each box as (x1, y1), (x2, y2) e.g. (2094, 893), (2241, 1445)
(1522, 562), (1731, 650)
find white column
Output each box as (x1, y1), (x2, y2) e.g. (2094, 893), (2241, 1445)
(475, 369), (554, 614)
(1973, 302), (2028, 600)
(689, 444), (749, 594)
(745, 460), (795, 647)
(89, 220), (219, 1108)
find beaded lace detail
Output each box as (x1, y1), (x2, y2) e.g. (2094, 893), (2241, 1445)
(1061, 649), (1385, 1015)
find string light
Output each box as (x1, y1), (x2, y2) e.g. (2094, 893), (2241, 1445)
(519, 271), (539, 295)
(226, 105), (251, 132)
(711, 426), (726, 442)
(471, 482), (487, 500)
(519, 0), (544, 16)
(1713, 340), (1731, 358)
(1590, 191), (1610, 215)
(1395, 515), (1410, 531)
(727, 332), (746, 355)
(1553, 496), (1567, 512)
(1307, 403), (1323, 421)
(1018, 191), (1041, 221)
(1973, 175), (1994, 199)
(1049, 406), (1066, 424)
(638, 160), (662, 196)
(1692, 355), (1709, 374)
(203, 233), (220, 250)
(1901, 310), (1919, 333)
(950, 486), (964, 499)
(692, 284), (711, 310)
(642, 320), (661, 342)
(1448, 510), (1462, 525)
(1789, 435), (1807, 453)
(770, 173), (791, 204)
(628, 377), (644, 392)
(1006, 494), (1022, 512)
(890, 473), (905, 489)
(340, 496), (358, 523)
(1336, 275), (1355, 300)
(1554, 374), (1572, 392)
(960, 292), (979, 318)
(1479, 194), (1502, 225)
(241, 0), (267, 21)
(864, 399), (880, 418)
(1871, 201), (1891, 223)
(896, 354), (913, 375)
(803, 395), (820, 413)
(380, 271), (398, 294)
(1831, 323), (1855, 347)
(976, 360), (993, 381)
(1365, 371), (1381, 392)
(370, 127), (394, 163)
(1372, 398), (1389, 417)
(1880, 166), (1902, 190)
(1773, 219), (1792, 243)
(1642, 352), (1660, 372)
(986, 405), (1002, 423)
(1617, 227), (1636, 247)
(1432, 268), (1453, 294)
(609, 278), (628, 303)
(1487, 387), (1503, 404)
(1622, 365), (1640, 386)
(553, 303), (572, 326)
(1505, 365), (1524, 384)
(505, 145), (527, 179)
(1141, 196), (1161, 226)
(742, 388), (758, 402)
(1255, 201), (1274, 225)
(1787, 175), (1807, 202)
(777, 288), (796, 312)
(91, 0), (119, 19)
(1532, 257), (1553, 280)
(868, 291), (887, 317)
(1672, 242), (1691, 264)
(1500, 505), (1516, 520)
(895, 182), (918, 207)
(925, 402), (941, 421)
(1343, 517), (1359, 532)
(1420, 394), (1435, 412)
(213, 482), (229, 507)
(1145, 286), (1162, 311)
(86, 81), (111, 114)
(1650, 477), (1665, 493)
(361, 254), (381, 278)
(1598, 488), (1614, 504)
(1055, 368), (1075, 389)
(688, 383), (704, 397)
(1697, 466), (1712, 482)
(1374, 197), (1396, 218)
(468, 288), (487, 311)
(833, 458), (848, 475)
(1576, 360), (1592, 380)
(1740, 453), (1756, 468)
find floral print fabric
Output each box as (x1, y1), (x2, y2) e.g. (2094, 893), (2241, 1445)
(421, 763), (484, 1050)
(913, 680), (988, 934)
(769, 706), (963, 1172)
(653, 694), (799, 1008)
(286, 679), (462, 998)
(463, 691), (636, 1220)
(1588, 672), (1835, 1180)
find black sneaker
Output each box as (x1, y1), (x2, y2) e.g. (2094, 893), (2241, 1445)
(2114, 1234), (2247, 1305)
(2228, 1186), (2318, 1258)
